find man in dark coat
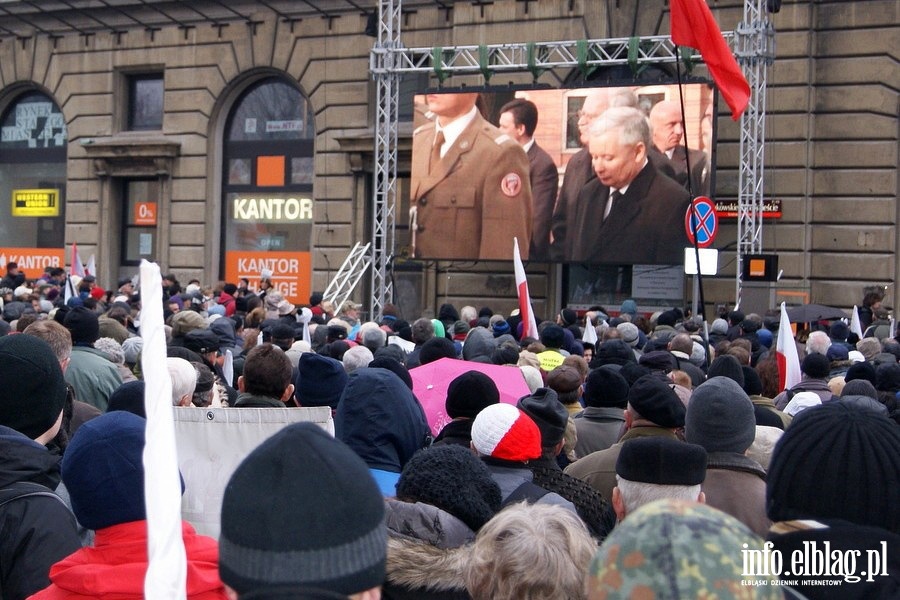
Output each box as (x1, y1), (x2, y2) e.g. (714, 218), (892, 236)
(649, 100), (709, 197)
(0, 335), (81, 599)
(498, 98), (559, 261)
(569, 107), (692, 265)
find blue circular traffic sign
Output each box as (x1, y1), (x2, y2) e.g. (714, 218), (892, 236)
(684, 196), (718, 248)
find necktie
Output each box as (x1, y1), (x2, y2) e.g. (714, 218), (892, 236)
(429, 130), (445, 174)
(603, 190), (621, 221)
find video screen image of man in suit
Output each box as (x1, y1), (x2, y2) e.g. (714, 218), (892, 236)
(649, 100), (710, 198)
(568, 107), (691, 265)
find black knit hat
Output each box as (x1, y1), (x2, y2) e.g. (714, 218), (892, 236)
(616, 437), (707, 485)
(540, 324), (565, 349)
(107, 380), (146, 418)
(583, 367), (630, 409)
(369, 356), (413, 390)
(845, 360), (877, 385)
(626, 375), (685, 428)
(875, 362), (900, 392)
(638, 350), (677, 373)
(592, 339), (637, 368)
(295, 353), (348, 408)
(766, 402), (900, 533)
(396, 444), (501, 531)
(220, 422), (387, 595)
(741, 366), (763, 396)
(517, 387), (568, 447)
(445, 371), (499, 419)
(64, 306), (100, 345)
(800, 353), (830, 379)
(0, 334), (67, 439)
(707, 355), (745, 388)
(419, 337), (457, 365)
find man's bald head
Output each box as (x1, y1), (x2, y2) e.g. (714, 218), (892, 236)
(649, 100), (684, 153)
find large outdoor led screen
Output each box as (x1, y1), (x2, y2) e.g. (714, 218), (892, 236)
(408, 83), (715, 265)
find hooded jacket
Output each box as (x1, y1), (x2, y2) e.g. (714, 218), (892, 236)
(335, 369), (431, 494)
(383, 499), (473, 600)
(0, 426), (81, 600)
(461, 328), (496, 363)
(29, 521), (228, 599)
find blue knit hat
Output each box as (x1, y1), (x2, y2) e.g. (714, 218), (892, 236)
(62, 411), (150, 530)
(295, 352), (348, 408)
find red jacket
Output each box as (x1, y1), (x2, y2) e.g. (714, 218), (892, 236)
(29, 521), (228, 599)
(217, 292), (236, 317)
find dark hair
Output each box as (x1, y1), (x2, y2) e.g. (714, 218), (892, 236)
(498, 98), (539, 137)
(241, 344), (292, 400)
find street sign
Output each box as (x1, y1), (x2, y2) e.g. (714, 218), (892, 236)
(684, 196), (718, 248)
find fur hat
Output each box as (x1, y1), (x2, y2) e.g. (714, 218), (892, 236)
(0, 334), (67, 439)
(686, 377), (757, 454)
(800, 353), (830, 379)
(220, 422), (387, 595)
(767, 402), (900, 533)
(395, 445), (501, 531)
(445, 371), (499, 420)
(471, 404), (541, 462)
(616, 437), (707, 485)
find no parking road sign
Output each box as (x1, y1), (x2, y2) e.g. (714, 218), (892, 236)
(684, 196), (718, 248)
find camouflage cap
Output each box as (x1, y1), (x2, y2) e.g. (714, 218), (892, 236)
(588, 499), (781, 599)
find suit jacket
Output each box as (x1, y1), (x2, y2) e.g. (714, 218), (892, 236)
(569, 160), (692, 264)
(410, 113), (533, 260)
(550, 147), (593, 260)
(665, 145), (710, 197)
(527, 142), (559, 261)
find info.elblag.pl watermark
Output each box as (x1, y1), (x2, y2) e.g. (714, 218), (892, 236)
(741, 541), (889, 587)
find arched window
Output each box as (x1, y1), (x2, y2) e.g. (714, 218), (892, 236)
(221, 78), (315, 303)
(0, 91), (67, 275)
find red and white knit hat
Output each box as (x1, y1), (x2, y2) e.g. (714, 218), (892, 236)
(470, 403), (542, 462)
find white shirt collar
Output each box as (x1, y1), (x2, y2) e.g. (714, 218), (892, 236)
(611, 158), (649, 196)
(435, 106), (478, 157)
(522, 138), (535, 153)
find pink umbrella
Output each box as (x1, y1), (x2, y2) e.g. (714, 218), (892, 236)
(410, 357), (531, 436)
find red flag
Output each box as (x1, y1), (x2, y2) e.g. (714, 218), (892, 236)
(513, 238), (538, 340)
(70, 242), (86, 278)
(670, 0), (750, 120)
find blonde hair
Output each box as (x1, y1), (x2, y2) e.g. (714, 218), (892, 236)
(465, 503), (596, 600)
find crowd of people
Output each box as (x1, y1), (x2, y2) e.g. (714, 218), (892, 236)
(1, 261), (899, 599)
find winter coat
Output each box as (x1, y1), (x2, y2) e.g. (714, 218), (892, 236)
(383, 499), (473, 600)
(232, 392), (285, 408)
(702, 452), (770, 538)
(573, 406), (626, 458)
(29, 520), (228, 599)
(432, 419), (474, 448)
(0, 426), (81, 600)
(773, 377), (833, 411)
(481, 459), (578, 514)
(529, 456), (612, 541)
(64, 346), (123, 412)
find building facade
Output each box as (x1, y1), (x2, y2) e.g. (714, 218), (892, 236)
(0, 0), (895, 318)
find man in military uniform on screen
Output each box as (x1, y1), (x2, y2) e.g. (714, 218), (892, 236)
(569, 107), (691, 265)
(410, 92), (533, 261)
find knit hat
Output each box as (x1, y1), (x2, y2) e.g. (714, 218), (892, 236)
(295, 353), (348, 408)
(64, 306), (100, 345)
(616, 437), (707, 485)
(710, 318), (728, 335)
(800, 352), (830, 378)
(756, 328), (773, 349)
(844, 360), (876, 385)
(491, 319), (511, 337)
(829, 320), (849, 340)
(638, 350), (677, 373)
(875, 362), (900, 391)
(107, 380), (146, 418)
(395, 445), (501, 532)
(559, 308), (577, 327)
(588, 500), (780, 598)
(686, 377), (756, 454)
(539, 324), (565, 349)
(626, 375), (685, 428)
(783, 391), (822, 417)
(707, 355), (745, 387)
(619, 299), (638, 316)
(445, 371), (500, 419)
(0, 334), (67, 439)
(616, 322), (640, 347)
(517, 387), (568, 447)
(593, 339), (637, 367)
(840, 378), (877, 399)
(220, 422), (387, 595)
(369, 356), (413, 390)
(62, 411), (150, 530)
(767, 402), (900, 533)
(470, 403), (541, 461)
(826, 344), (849, 362)
(741, 365), (763, 396)
(418, 337), (457, 365)
(583, 367), (629, 409)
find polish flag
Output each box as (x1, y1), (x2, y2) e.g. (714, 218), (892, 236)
(513, 238), (538, 340)
(776, 302), (801, 392)
(85, 254), (96, 277)
(70, 243), (86, 278)
(850, 305), (863, 339)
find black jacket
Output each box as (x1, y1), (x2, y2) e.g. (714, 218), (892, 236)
(0, 426), (81, 600)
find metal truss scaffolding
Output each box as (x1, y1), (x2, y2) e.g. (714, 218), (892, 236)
(369, 0), (773, 316)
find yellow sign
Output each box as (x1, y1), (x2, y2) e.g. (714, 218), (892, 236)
(12, 189), (60, 217)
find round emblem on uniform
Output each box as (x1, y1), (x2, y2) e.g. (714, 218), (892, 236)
(500, 172), (522, 197)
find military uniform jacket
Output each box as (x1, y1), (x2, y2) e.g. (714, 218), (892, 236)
(411, 112), (533, 260)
